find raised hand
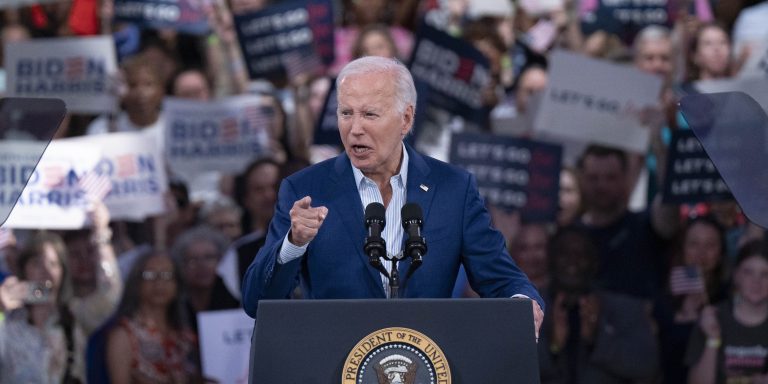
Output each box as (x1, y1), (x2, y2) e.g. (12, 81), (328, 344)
(288, 196), (328, 247)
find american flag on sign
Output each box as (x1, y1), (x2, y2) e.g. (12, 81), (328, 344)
(116, 154), (137, 178)
(220, 117), (239, 142)
(670, 265), (706, 296)
(242, 105), (270, 133)
(65, 57), (86, 81)
(281, 49), (322, 79)
(78, 171), (112, 202)
(42, 165), (66, 188)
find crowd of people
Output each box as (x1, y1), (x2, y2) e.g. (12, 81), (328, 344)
(1, 0), (768, 383)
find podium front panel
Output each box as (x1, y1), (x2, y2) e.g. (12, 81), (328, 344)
(250, 298), (539, 383)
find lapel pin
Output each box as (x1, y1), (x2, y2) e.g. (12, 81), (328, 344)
(420, 184), (429, 192)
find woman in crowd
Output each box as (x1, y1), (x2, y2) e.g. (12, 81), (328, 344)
(350, 24), (399, 59)
(105, 250), (201, 384)
(0, 231), (85, 383)
(686, 22), (735, 82)
(171, 225), (239, 332)
(656, 215), (728, 383)
(687, 239), (768, 384)
(86, 54), (166, 135)
(234, 158), (281, 237)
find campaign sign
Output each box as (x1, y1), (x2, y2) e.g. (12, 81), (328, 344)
(533, 50), (662, 153)
(67, 131), (168, 221)
(233, 0), (334, 80)
(449, 132), (562, 222)
(3, 140), (102, 229)
(661, 129), (732, 204)
(0, 142), (48, 228)
(198, 309), (254, 384)
(164, 95), (271, 180)
(581, 0), (671, 43)
(4, 36), (118, 114)
(312, 78), (341, 146)
(114, 0), (210, 35)
(0, 0), (61, 9)
(409, 23), (492, 124)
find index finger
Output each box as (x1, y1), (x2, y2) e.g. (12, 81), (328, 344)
(295, 196), (312, 209)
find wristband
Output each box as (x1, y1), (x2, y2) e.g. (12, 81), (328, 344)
(706, 338), (721, 349)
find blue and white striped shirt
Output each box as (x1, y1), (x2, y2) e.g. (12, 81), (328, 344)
(278, 143), (409, 297)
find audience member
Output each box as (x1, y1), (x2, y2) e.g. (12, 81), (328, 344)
(199, 197), (243, 242)
(61, 202), (123, 336)
(686, 239), (768, 384)
(171, 225), (239, 332)
(576, 145), (678, 299)
(687, 23), (734, 82)
(234, 158), (281, 236)
(510, 222), (551, 293)
(539, 226), (660, 383)
(105, 250), (201, 384)
(86, 54), (166, 135)
(351, 24), (399, 59)
(0, 232), (86, 383)
(656, 215), (728, 384)
(169, 67), (213, 101)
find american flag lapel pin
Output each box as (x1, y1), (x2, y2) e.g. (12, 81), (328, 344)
(420, 184), (429, 192)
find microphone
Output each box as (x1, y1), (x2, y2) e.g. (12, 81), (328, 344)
(401, 203), (427, 278)
(364, 202), (389, 277)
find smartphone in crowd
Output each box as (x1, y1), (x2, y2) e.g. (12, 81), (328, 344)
(22, 280), (53, 304)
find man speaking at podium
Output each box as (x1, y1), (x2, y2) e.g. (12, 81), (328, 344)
(241, 56), (544, 335)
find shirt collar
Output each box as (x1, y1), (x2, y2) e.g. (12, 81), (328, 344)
(352, 142), (409, 190)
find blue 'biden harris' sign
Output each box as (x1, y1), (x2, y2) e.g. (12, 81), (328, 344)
(408, 23), (492, 127)
(233, 0), (334, 81)
(113, 0), (210, 35)
(449, 132), (562, 222)
(581, 0), (671, 43)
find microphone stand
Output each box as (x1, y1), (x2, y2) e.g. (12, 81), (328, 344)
(389, 258), (400, 299)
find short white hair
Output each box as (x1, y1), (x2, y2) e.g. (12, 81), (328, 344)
(633, 25), (671, 53)
(336, 56), (417, 115)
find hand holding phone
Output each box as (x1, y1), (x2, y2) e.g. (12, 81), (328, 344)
(23, 280), (54, 305)
(0, 277), (28, 311)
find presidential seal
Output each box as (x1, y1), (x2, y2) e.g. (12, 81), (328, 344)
(342, 327), (451, 384)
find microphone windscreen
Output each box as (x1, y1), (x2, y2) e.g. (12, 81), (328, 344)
(365, 202), (386, 223)
(401, 203), (423, 226)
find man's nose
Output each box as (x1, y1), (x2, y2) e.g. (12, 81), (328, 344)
(350, 115), (365, 134)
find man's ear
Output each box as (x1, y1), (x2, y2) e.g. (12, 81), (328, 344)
(401, 104), (415, 137)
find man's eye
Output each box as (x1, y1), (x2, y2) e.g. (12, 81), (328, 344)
(365, 112), (378, 118)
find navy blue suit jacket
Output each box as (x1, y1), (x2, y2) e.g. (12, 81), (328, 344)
(242, 144), (543, 317)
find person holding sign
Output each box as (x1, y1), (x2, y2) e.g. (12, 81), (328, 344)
(242, 56), (544, 334)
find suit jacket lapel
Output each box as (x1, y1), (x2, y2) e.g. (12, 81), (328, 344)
(401, 144), (436, 296)
(330, 153), (386, 297)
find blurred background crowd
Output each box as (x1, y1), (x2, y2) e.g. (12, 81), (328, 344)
(0, 0), (768, 383)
